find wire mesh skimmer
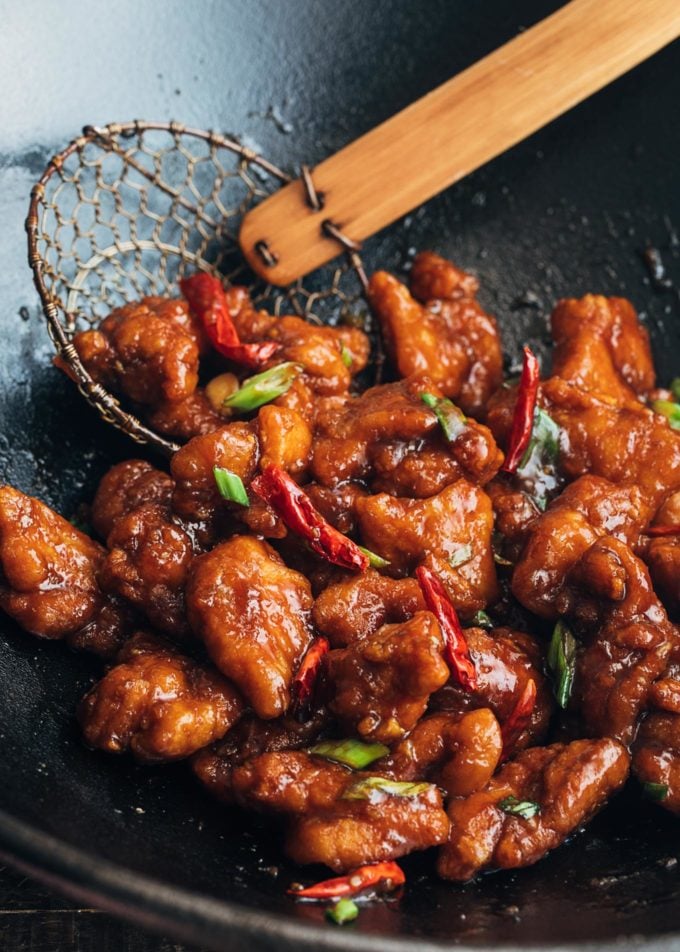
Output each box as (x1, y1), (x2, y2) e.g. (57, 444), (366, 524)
(25, 120), (368, 456)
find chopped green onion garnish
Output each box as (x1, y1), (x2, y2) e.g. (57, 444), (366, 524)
(310, 738), (389, 770)
(493, 550), (513, 567)
(358, 546), (390, 569)
(213, 466), (250, 506)
(340, 345), (353, 368)
(449, 543), (472, 568)
(642, 781), (669, 802)
(652, 399), (680, 431)
(498, 796), (541, 819)
(547, 619), (577, 709)
(420, 392), (466, 442)
(470, 609), (494, 630)
(326, 898), (359, 925)
(342, 777), (434, 801)
(223, 362), (302, 412)
(671, 378), (680, 402)
(516, 407), (561, 510)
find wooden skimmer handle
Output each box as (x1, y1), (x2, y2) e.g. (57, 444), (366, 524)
(240, 0), (680, 286)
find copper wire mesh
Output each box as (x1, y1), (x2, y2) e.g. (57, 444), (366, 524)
(26, 120), (368, 455)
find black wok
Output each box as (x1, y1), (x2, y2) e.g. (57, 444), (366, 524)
(1, 1), (679, 948)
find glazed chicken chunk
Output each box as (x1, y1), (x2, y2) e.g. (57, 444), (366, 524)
(90, 459), (174, 541)
(78, 632), (244, 762)
(186, 536), (313, 718)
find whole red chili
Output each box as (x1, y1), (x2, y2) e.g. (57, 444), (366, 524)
(500, 678), (537, 761)
(289, 861), (405, 899)
(644, 525), (680, 537)
(290, 636), (329, 721)
(501, 346), (540, 474)
(415, 565), (477, 691)
(251, 464), (369, 572)
(180, 272), (280, 368)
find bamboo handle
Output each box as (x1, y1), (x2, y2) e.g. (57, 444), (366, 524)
(240, 0), (680, 286)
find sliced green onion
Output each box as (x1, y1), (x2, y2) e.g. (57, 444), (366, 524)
(358, 546), (390, 569)
(449, 543), (472, 568)
(310, 738), (389, 770)
(671, 378), (680, 402)
(642, 781), (669, 802)
(326, 898), (359, 925)
(340, 345), (353, 368)
(223, 362), (302, 411)
(547, 619), (577, 709)
(342, 777), (434, 801)
(213, 466), (250, 506)
(652, 399), (680, 431)
(516, 407), (561, 510)
(470, 609), (494, 630)
(498, 795), (541, 819)
(420, 392), (466, 442)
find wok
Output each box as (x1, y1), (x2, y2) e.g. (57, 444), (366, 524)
(1, 1), (679, 949)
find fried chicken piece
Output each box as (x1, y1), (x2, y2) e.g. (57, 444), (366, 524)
(645, 492), (680, 619)
(568, 537), (674, 744)
(355, 479), (498, 617)
(256, 405), (312, 476)
(634, 712), (680, 814)
(186, 536), (313, 719)
(77, 632), (243, 762)
(139, 294), (208, 353)
(486, 479), (541, 560)
(231, 750), (449, 872)
(438, 738), (630, 881)
(305, 481), (368, 536)
(551, 294), (654, 404)
(170, 423), (258, 523)
(488, 377), (680, 515)
(311, 375), (502, 496)
(0, 486), (105, 638)
(512, 476), (649, 619)
(377, 709), (503, 797)
(66, 596), (137, 659)
(99, 503), (195, 639)
(72, 300), (199, 405)
(312, 570), (425, 647)
(192, 711), (326, 803)
(227, 287), (370, 396)
(146, 390), (225, 441)
(90, 460), (174, 541)
(431, 627), (553, 754)
(368, 254), (502, 416)
(326, 612), (449, 743)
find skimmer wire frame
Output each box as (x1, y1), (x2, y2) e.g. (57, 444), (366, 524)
(25, 120), (369, 456)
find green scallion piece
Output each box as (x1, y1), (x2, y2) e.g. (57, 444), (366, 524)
(340, 345), (353, 368)
(213, 466), (250, 506)
(671, 378), (680, 402)
(652, 399), (680, 431)
(223, 362), (302, 412)
(642, 781), (669, 802)
(326, 898), (359, 925)
(470, 609), (494, 630)
(516, 406), (561, 510)
(342, 776), (434, 801)
(498, 795), (541, 819)
(449, 543), (473, 568)
(310, 738), (389, 770)
(420, 392), (466, 442)
(358, 546), (390, 569)
(547, 619), (577, 709)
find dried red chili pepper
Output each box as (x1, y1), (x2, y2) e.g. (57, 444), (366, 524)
(180, 273), (280, 368)
(500, 678), (537, 761)
(290, 636), (329, 721)
(644, 524), (680, 537)
(501, 346), (540, 475)
(289, 861), (405, 900)
(251, 464), (369, 572)
(415, 565), (477, 691)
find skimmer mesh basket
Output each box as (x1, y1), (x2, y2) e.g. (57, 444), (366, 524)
(26, 120), (368, 455)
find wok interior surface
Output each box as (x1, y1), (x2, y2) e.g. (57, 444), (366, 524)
(1, 1), (679, 948)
